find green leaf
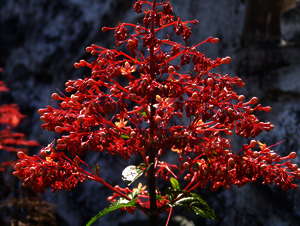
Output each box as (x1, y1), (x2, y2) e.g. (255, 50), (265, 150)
(170, 177), (181, 191)
(189, 193), (210, 206)
(191, 206), (208, 217)
(140, 111), (147, 117)
(86, 199), (136, 226)
(121, 134), (130, 139)
(172, 192), (216, 220)
(191, 205), (216, 220)
(173, 196), (195, 206)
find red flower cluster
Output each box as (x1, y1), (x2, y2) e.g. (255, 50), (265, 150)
(182, 140), (299, 191)
(0, 80), (38, 172)
(13, 144), (87, 191)
(107, 183), (169, 212)
(13, 0), (300, 221)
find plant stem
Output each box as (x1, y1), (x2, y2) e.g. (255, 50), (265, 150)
(165, 207), (173, 226)
(82, 169), (130, 200)
(147, 0), (158, 224)
(147, 146), (158, 224)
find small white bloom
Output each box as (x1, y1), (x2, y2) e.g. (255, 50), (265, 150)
(122, 165), (141, 182)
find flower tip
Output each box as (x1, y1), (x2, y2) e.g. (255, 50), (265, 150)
(55, 126), (65, 133)
(249, 97), (259, 105)
(51, 93), (61, 101)
(101, 26), (111, 32)
(249, 140), (257, 148)
(73, 63), (80, 68)
(12, 171), (18, 176)
(221, 56), (232, 64)
(85, 46), (93, 52)
(191, 19), (199, 24)
(207, 37), (220, 44)
(168, 65), (176, 73)
(263, 106), (272, 112)
(288, 152), (297, 159)
(17, 151), (26, 159)
(37, 108), (47, 115)
(207, 78), (214, 86)
(238, 95), (245, 102)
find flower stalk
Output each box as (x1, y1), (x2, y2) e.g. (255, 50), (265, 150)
(12, 0), (300, 225)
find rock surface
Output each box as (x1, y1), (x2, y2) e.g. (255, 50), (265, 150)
(0, 0), (300, 225)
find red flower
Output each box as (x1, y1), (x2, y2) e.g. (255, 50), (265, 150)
(13, 147), (87, 192)
(13, 0), (300, 222)
(0, 81), (38, 172)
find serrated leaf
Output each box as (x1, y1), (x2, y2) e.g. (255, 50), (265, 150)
(191, 197), (215, 219)
(173, 196), (195, 206)
(189, 193), (209, 206)
(86, 199), (136, 226)
(171, 192), (216, 220)
(191, 206), (207, 217)
(191, 205), (216, 220)
(170, 177), (181, 191)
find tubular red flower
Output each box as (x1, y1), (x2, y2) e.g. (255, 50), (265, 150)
(0, 81), (39, 172)
(13, 150), (87, 192)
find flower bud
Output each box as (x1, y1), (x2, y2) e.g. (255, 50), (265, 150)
(51, 93), (61, 101)
(38, 108), (47, 114)
(207, 78), (214, 86)
(183, 162), (189, 168)
(261, 106), (272, 112)
(85, 46), (93, 52)
(17, 152), (26, 159)
(221, 56), (232, 64)
(227, 158), (235, 168)
(249, 140), (257, 148)
(238, 95), (245, 102)
(14, 162), (22, 169)
(65, 87), (75, 92)
(55, 126), (65, 133)
(207, 37), (220, 44)
(73, 63), (80, 68)
(248, 97), (259, 105)
(288, 152), (297, 159)
(101, 27), (112, 32)
(130, 131), (136, 136)
(168, 65), (176, 73)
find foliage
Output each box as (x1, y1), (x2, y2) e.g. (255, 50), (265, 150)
(86, 199), (137, 226)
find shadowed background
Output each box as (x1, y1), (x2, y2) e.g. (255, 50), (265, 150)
(0, 0), (300, 225)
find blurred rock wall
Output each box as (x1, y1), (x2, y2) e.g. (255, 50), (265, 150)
(0, 0), (300, 225)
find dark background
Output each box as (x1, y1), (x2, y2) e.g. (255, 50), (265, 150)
(1, 0), (300, 225)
